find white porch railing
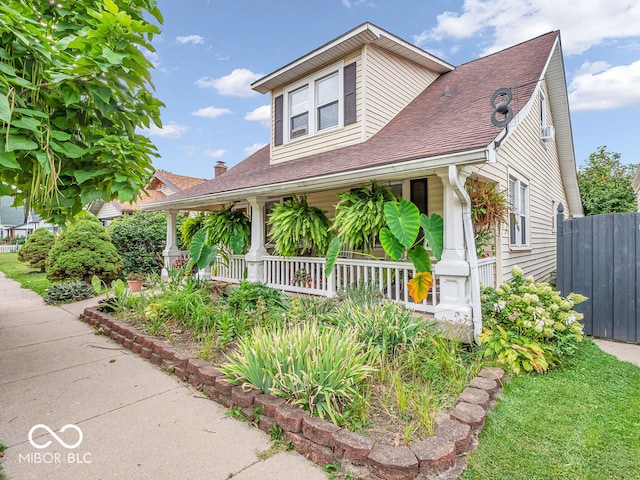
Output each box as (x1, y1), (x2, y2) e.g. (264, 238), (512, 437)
(210, 255), (247, 283)
(477, 256), (497, 288)
(263, 256), (331, 296)
(0, 245), (20, 253)
(334, 257), (439, 313)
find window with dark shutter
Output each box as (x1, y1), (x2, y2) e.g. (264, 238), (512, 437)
(343, 62), (356, 125)
(274, 95), (283, 146)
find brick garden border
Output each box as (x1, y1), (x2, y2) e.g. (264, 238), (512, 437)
(81, 306), (508, 480)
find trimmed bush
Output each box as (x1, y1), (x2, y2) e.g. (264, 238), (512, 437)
(46, 220), (123, 283)
(109, 211), (166, 275)
(17, 227), (55, 272)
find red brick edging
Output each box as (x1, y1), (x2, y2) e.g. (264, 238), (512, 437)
(81, 307), (508, 479)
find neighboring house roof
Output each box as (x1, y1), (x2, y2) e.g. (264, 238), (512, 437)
(0, 196), (27, 227)
(145, 28), (581, 215)
(97, 171), (206, 219)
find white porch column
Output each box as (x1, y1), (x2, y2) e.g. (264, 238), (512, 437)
(245, 196), (268, 282)
(434, 167), (472, 322)
(162, 209), (181, 270)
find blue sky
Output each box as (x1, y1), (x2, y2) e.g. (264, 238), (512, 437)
(143, 0), (640, 179)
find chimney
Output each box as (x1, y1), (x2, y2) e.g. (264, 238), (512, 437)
(214, 161), (227, 178)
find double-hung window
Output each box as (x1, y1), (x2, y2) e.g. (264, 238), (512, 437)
(285, 65), (343, 142)
(509, 172), (529, 247)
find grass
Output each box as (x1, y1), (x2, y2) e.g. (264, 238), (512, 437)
(461, 339), (640, 480)
(0, 253), (52, 296)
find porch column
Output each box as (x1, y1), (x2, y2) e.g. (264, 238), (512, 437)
(162, 209), (181, 270)
(245, 196), (268, 282)
(434, 167), (472, 322)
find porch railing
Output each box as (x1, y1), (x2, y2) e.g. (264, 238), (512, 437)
(477, 256), (496, 288)
(210, 255), (247, 283)
(203, 254), (496, 314)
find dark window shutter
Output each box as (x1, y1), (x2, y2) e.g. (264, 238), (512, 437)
(343, 62), (356, 125)
(274, 95), (283, 146)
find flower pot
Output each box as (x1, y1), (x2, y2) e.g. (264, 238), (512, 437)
(127, 280), (142, 292)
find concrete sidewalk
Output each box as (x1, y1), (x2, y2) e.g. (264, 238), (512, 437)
(0, 273), (327, 480)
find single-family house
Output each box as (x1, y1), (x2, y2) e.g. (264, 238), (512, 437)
(0, 196), (58, 242)
(91, 170), (206, 226)
(143, 23), (582, 337)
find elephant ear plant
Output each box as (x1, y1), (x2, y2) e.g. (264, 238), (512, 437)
(327, 198), (443, 303)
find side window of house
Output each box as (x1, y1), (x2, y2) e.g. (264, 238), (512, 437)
(509, 172), (529, 247)
(410, 179), (428, 215)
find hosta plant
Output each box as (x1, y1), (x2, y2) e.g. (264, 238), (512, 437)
(479, 266), (586, 374)
(220, 322), (377, 425)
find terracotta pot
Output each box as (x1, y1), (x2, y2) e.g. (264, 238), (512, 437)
(127, 280), (142, 292)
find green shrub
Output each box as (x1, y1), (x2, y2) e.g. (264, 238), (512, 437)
(327, 299), (429, 357)
(226, 281), (288, 313)
(46, 220), (123, 283)
(44, 281), (95, 305)
(109, 211), (166, 275)
(220, 322), (377, 424)
(479, 266), (586, 374)
(17, 227), (55, 272)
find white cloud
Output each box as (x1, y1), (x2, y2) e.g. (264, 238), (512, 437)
(243, 143), (267, 156)
(414, 0), (640, 56)
(203, 149), (226, 158)
(176, 35), (204, 45)
(195, 68), (261, 97)
(140, 121), (188, 139)
(244, 105), (271, 127)
(342, 0), (375, 7)
(569, 60), (640, 111)
(191, 106), (231, 119)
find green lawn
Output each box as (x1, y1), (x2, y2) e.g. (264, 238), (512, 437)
(462, 339), (640, 480)
(0, 253), (52, 296)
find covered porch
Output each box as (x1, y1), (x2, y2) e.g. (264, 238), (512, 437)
(158, 164), (493, 333)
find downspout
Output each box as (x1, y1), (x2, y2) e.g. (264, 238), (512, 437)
(447, 164), (482, 343)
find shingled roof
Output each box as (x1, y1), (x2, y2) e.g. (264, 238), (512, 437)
(146, 30), (560, 209)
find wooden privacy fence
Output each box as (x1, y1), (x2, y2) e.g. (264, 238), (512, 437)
(556, 205), (640, 343)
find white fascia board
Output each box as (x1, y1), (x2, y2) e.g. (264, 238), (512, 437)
(143, 148), (488, 211)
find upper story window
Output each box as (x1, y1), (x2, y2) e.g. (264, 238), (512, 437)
(286, 66), (342, 142)
(509, 171), (530, 248)
(274, 62), (357, 146)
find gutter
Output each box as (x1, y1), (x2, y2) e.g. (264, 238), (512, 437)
(447, 164), (482, 343)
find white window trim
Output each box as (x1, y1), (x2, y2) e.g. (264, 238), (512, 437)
(509, 170), (530, 250)
(283, 62), (344, 144)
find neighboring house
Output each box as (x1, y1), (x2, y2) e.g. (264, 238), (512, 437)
(143, 23), (582, 337)
(0, 197), (57, 241)
(92, 170), (206, 226)
(633, 166), (640, 211)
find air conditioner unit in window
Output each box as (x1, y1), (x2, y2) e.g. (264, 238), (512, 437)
(541, 125), (555, 142)
(291, 126), (307, 139)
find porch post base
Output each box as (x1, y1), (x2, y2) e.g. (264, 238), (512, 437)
(434, 303), (473, 324)
(245, 259), (264, 283)
(162, 248), (183, 269)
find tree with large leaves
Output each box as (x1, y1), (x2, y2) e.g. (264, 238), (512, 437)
(0, 0), (163, 225)
(577, 146), (638, 216)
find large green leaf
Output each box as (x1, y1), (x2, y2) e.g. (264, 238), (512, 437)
(229, 234), (244, 255)
(379, 227), (404, 260)
(0, 151), (20, 170)
(407, 245), (432, 273)
(0, 95), (11, 123)
(6, 135), (38, 151)
(189, 229), (218, 270)
(325, 236), (342, 276)
(384, 199), (420, 248)
(420, 213), (444, 261)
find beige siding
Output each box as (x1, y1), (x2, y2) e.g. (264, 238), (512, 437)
(469, 81), (570, 284)
(97, 202), (121, 220)
(271, 50), (363, 164)
(363, 45), (439, 140)
(427, 176), (444, 217)
(270, 46), (439, 164)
